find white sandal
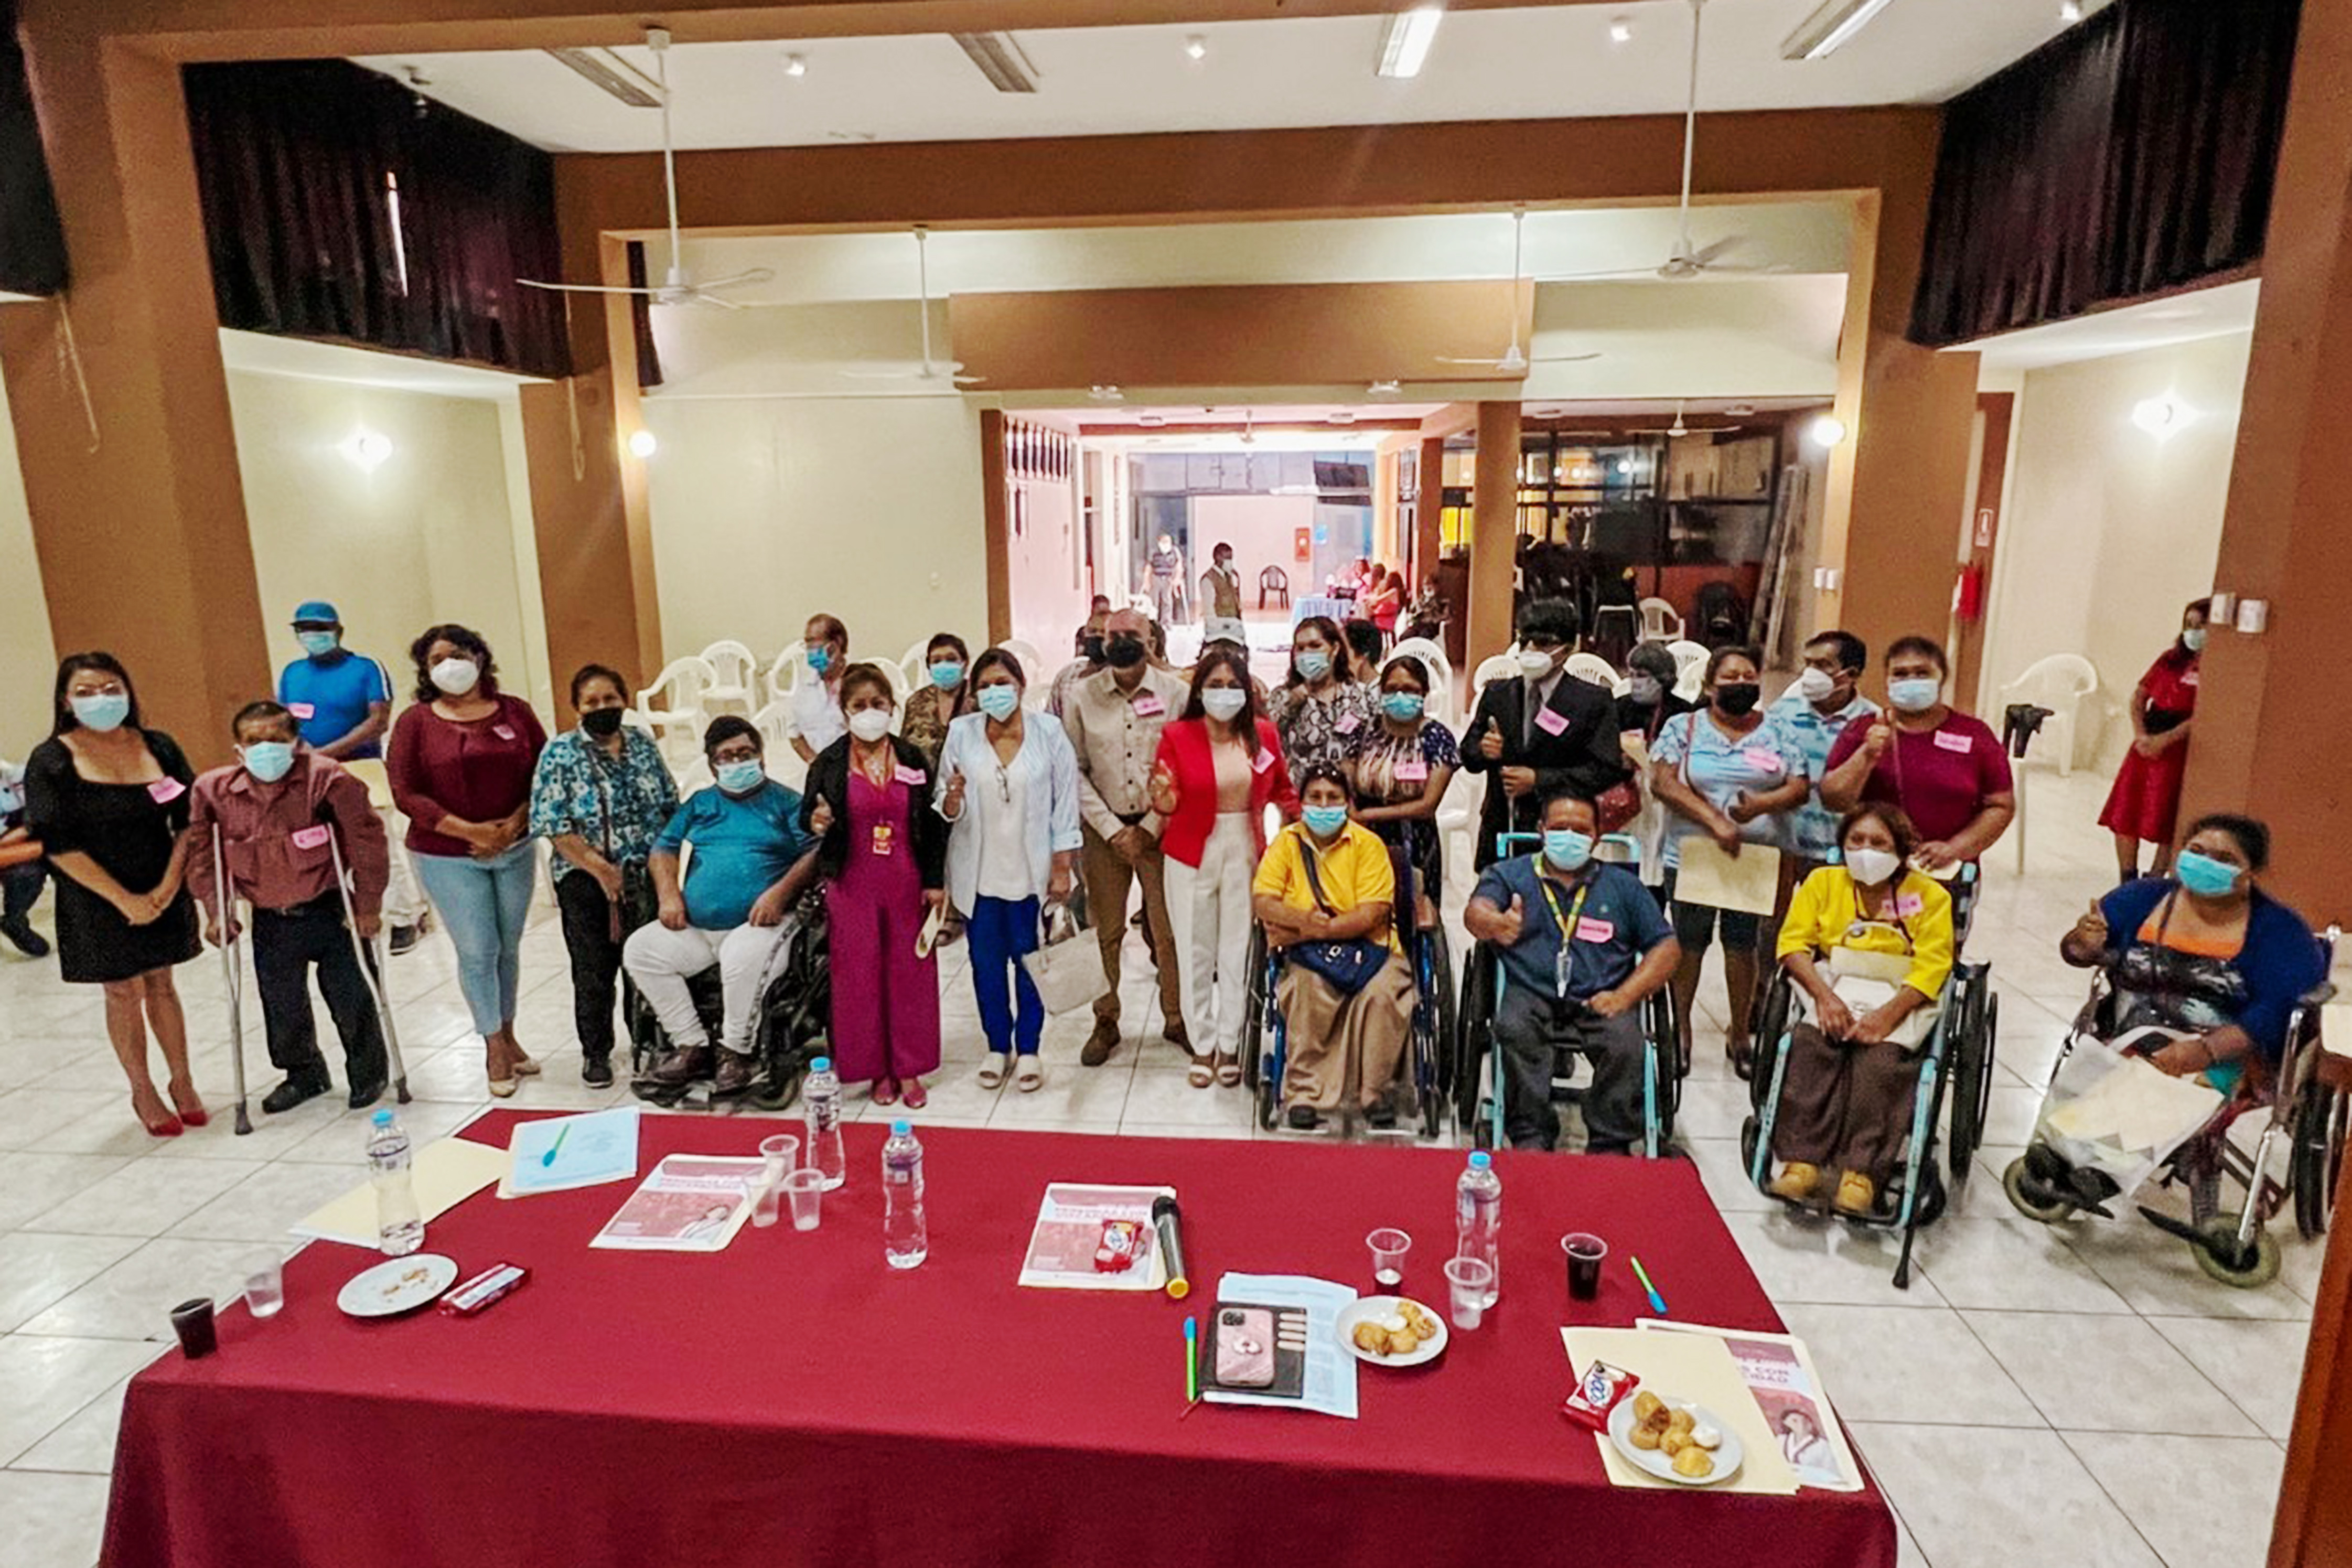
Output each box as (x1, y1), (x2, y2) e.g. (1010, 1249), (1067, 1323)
(978, 1053), (1009, 1090)
(1015, 1055), (1046, 1092)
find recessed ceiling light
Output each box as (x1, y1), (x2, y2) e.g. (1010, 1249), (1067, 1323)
(1136, 413), (1167, 427)
(1327, 411), (1358, 425)
(1368, 380), (1402, 396)
(783, 52), (808, 77)
(1781, 0), (1896, 61)
(1375, 6), (1444, 79)
(1090, 384), (1124, 403)
(1609, 16), (1634, 43)
(2132, 396), (2189, 435)
(1726, 402), (1757, 416)
(345, 430), (394, 470)
(2059, 0), (2084, 20)
(1184, 34), (1208, 60)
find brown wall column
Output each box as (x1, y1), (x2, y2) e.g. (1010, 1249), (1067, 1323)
(1413, 434), (1446, 592)
(979, 409), (1012, 646)
(1466, 402), (1521, 676)
(2, 26), (266, 764)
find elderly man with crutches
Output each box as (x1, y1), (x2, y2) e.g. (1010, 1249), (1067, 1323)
(189, 700), (391, 1116)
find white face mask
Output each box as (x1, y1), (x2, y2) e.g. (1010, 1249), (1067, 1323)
(429, 657), (480, 696)
(1516, 648), (1556, 678)
(847, 708), (893, 743)
(1844, 847), (1902, 887)
(1796, 667), (1838, 704)
(1200, 688), (1247, 722)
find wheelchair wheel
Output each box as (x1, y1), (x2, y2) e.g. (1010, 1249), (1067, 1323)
(1948, 980), (1995, 1185)
(2192, 1217), (2282, 1290)
(2002, 1155), (2076, 1224)
(1739, 1114), (1762, 1187)
(2291, 1077), (2348, 1241)
(1907, 1163), (1948, 1229)
(1457, 947), (1498, 1138)
(1749, 975), (1792, 1112)
(1239, 927), (1269, 1087)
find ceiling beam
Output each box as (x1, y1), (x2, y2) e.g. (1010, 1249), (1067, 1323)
(1076, 418), (1423, 438)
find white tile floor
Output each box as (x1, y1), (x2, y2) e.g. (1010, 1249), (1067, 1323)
(0, 767), (2325, 1566)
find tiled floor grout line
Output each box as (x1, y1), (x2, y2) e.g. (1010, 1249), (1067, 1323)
(2049, 1427), (2184, 1568)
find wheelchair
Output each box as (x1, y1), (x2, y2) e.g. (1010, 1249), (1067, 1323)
(2001, 927), (2342, 1290)
(625, 889), (833, 1114)
(1451, 833), (1684, 1157)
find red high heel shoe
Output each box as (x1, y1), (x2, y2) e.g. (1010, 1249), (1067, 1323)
(168, 1083), (209, 1129)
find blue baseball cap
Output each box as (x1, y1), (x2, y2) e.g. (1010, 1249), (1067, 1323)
(291, 600), (341, 626)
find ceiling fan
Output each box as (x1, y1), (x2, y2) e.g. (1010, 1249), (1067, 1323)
(1541, 1), (1787, 284)
(840, 225), (986, 386)
(516, 28), (775, 308)
(1437, 206), (1601, 374)
(1630, 400), (1745, 437)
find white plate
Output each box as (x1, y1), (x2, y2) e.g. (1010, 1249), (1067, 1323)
(1607, 1396), (1746, 1486)
(1333, 1295), (1448, 1367)
(336, 1253), (459, 1319)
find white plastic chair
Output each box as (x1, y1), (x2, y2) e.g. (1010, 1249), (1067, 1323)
(750, 697), (794, 760)
(999, 638), (1047, 684)
(1387, 636), (1453, 695)
(1436, 768), (1481, 889)
(1999, 654), (2098, 776)
(898, 638), (935, 696)
(635, 656), (717, 755)
(1565, 652), (1618, 692)
(1666, 639), (1710, 703)
(765, 645), (808, 702)
(699, 640), (760, 714)
(1471, 650), (1521, 696)
(1639, 597), (1685, 642)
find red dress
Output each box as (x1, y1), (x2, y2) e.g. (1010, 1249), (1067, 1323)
(2098, 648), (2199, 843)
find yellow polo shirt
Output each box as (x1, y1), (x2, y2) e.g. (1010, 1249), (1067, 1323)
(1776, 865), (1954, 1000)
(1251, 821), (1400, 952)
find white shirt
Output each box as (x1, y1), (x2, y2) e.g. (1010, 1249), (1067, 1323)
(976, 761), (1035, 899)
(934, 713), (1084, 915)
(791, 677), (846, 753)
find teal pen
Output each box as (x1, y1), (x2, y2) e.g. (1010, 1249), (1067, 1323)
(1629, 1254), (1667, 1317)
(540, 1124), (570, 1168)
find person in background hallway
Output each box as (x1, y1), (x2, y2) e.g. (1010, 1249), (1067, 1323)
(0, 753), (49, 957)
(1362, 565), (1404, 642)
(387, 624), (546, 1098)
(1151, 646), (1298, 1088)
(528, 664), (680, 1087)
(188, 700), (389, 1113)
(1062, 607), (1190, 1068)
(1343, 619), (1386, 686)
(1267, 614), (1375, 779)
(1149, 533), (1186, 626)
(935, 650), (1082, 1093)
(1200, 541), (1242, 627)
(1822, 635), (2015, 880)
(789, 613), (850, 765)
(2100, 599), (2209, 883)
(278, 601), (428, 953)
(901, 632), (976, 768)
(1457, 598), (1628, 869)
(23, 653), (203, 1136)
(801, 663), (946, 1107)
(1047, 611), (1108, 719)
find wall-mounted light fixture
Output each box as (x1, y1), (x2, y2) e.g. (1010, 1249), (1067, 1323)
(628, 428), (659, 458)
(2131, 396), (2188, 436)
(1803, 413), (1849, 450)
(344, 430), (394, 471)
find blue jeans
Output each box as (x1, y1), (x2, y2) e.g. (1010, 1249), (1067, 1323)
(967, 895), (1044, 1057)
(412, 842), (537, 1035)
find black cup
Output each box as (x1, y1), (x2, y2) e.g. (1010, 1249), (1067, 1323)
(170, 1297), (218, 1359)
(1563, 1234), (1607, 1303)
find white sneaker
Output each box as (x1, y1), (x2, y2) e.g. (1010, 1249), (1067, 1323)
(978, 1053), (1009, 1090)
(1015, 1055), (1046, 1092)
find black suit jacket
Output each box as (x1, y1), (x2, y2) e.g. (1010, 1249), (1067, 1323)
(798, 735), (948, 889)
(1456, 672), (1629, 868)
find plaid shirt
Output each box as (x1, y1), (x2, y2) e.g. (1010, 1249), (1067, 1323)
(528, 727), (680, 883)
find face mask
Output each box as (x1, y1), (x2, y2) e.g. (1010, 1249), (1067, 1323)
(1796, 666), (1838, 704)
(1081, 635), (1106, 663)
(582, 707), (626, 739)
(1887, 676), (1941, 714)
(2175, 849), (2242, 899)
(1381, 692), (1425, 723)
(2182, 627), (2207, 653)
(70, 692), (130, 732)
(1842, 846), (1900, 887)
(430, 658), (479, 696)
(1105, 635), (1147, 670)
(977, 684), (1022, 721)
(1628, 674), (1662, 706)
(1713, 682), (1762, 717)
(928, 661), (965, 691)
(1302, 804), (1349, 837)
(1542, 829), (1595, 872)
(847, 708), (893, 744)
(1200, 688), (1247, 722)
(715, 759), (765, 795)
(1295, 650), (1332, 682)
(806, 646), (833, 676)
(1517, 648), (1557, 678)
(240, 741), (296, 783)
(297, 631), (339, 658)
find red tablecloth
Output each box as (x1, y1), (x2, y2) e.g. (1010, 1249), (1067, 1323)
(102, 1113), (1895, 1568)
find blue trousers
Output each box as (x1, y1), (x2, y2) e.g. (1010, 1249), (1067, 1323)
(967, 895), (1044, 1057)
(412, 841), (537, 1035)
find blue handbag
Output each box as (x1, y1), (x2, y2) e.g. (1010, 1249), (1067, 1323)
(1287, 842), (1390, 996)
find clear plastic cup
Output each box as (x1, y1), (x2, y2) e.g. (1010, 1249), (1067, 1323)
(1444, 1256), (1494, 1330)
(784, 1167), (825, 1231)
(755, 1135), (801, 1229)
(1366, 1227), (1412, 1291)
(1563, 1233), (1607, 1303)
(239, 1250), (284, 1319)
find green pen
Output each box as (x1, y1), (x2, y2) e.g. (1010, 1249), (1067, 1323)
(1629, 1254), (1667, 1317)
(1184, 1316), (1198, 1404)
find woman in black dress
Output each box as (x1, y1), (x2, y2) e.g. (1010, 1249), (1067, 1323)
(24, 653), (204, 1136)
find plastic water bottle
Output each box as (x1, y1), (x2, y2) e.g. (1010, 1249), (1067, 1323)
(882, 1120), (928, 1269)
(367, 1109), (423, 1256)
(1455, 1151), (1502, 1307)
(803, 1055), (846, 1191)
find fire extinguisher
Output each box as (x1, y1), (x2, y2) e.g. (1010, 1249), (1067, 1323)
(1954, 561), (1986, 622)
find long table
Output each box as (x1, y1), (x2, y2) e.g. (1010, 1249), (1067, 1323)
(102, 1113), (1897, 1568)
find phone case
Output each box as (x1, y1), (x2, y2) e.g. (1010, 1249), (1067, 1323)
(1214, 1307), (1276, 1388)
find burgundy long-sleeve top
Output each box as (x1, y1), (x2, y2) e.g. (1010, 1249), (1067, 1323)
(385, 693), (546, 858)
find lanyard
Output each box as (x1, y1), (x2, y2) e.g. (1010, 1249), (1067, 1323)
(1535, 875), (1593, 1001)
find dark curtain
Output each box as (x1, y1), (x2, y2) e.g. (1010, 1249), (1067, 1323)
(0, 0), (66, 295)
(1911, 0), (2303, 347)
(627, 241), (663, 389)
(184, 60), (571, 378)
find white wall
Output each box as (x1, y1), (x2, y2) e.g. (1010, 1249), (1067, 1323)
(0, 351), (55, 758)
(1975, 333), (2248, 770)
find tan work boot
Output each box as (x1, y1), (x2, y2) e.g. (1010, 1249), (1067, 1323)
(1767, 1161), (1822, 1202)
(1833, 1170), (1877, 1217)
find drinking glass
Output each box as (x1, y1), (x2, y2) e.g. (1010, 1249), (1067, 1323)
(1443, 1258), (1494, 1330)
(784, 1168), (825, 1231)
(1563, 1233), (1607, 1303)
(755, 1135), (800, 1229)
(1366, 1228), (1412, 1291)
(240, 1250), (285, 1319)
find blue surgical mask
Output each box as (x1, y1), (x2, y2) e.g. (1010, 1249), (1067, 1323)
(928, 660), (965, 690)
(978, 684), (1021, 721)
(1295, 650), (1332, 682)
(296, 630), (339, 658)
(2175, 850), (2242, 899)
(2181, 627), (2207, 653)
(1381, 692), (1425, 723)
(240, 742), (295, 784)
(1302, 804), (1349, 837)
(70, 692), (130, 733)
(1887, 677), (1942, 714)
(1542, 829), (1595, 872)
(715, 759), (766, 796)
(806, 646), (833, 676)
(1201, 688), (1247, 722)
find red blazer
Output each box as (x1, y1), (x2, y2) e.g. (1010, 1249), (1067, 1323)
(1151, 716), (1298, 869)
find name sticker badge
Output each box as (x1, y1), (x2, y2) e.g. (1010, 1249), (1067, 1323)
(2182, 671), (2199, 688)
(1534, 706), (1570, 737)
(1932, 729), (1973, 754)
(1336, 711), (1362, 735)
(291, 825), (331, 851)
(1394, 758), (1430, 783)
(1896, 893), (1925, 917)
(492, 725), (517, 742)
(894, 765), (928, 788)
(1253, 749), (1275, 774)
(1742, 748), (1784, 774)
(1132, 694), (1167, 718)
(871, 823), (895, 857)
(286, 702), (316, 721)
(1574, 916), (1616, 944)
(146, 778), (186, 805)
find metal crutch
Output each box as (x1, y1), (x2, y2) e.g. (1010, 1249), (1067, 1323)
(328, 830), (411, 1105)
(207, 826), (254, 1135)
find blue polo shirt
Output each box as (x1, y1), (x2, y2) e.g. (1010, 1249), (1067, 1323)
(1472, 857), (1672, 1001)
(656, 780), (810, 930)
(1766, 689), (1880, 861)
(276, 652), (393, 759)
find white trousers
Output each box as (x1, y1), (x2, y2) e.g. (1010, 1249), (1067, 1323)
(622, 918), (794, 1055)
(1167, 813), (1255, 1060)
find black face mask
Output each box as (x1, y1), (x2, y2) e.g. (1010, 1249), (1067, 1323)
(581, 707), (626, 739)
(1081, 634), (1107, 663)
(1105, 635), (1147, 669)
(1713, 683), (1762, 718)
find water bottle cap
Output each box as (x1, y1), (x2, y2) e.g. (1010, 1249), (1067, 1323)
(372, 1109), (394, 1126)
(891, 1119), (912, 1136)
(1468, 1151), (1491, 1170)
(811, 1056), (832, 1073)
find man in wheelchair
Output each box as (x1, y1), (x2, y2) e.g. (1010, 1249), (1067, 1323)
(623, 717), (820, 1101)
(1463, 791), (1679, 1153)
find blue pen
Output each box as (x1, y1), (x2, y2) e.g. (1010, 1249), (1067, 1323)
(1183, 1316), (1198, 1404)
(1629, 1254), (1667, 1317)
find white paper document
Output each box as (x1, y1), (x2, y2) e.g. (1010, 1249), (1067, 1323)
(1017, 1183), (1173, 1291)
(500, 1107), (641, 1198)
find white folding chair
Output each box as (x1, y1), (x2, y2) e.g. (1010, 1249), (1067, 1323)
(898, 638), (935, 696)
(1471, 649), (1521, 696)
(1666, 639), (1710, 703)
(635, 656), (717, 757)
(1999, 653), (2099, 776)
(765, 645), (808, 703)
(1564, 651), (1619, 692)
(1387, 635), (1453, 693)
(1639, 597), (1685, 643)
(699, 640), (760, 715)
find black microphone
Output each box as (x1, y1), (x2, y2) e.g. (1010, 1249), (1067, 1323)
(1152, 1194), (1189, 1300)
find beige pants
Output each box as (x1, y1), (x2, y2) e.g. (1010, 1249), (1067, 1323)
(1277, 950), (1416, 1114)
(1078, 825), (1185, 1038)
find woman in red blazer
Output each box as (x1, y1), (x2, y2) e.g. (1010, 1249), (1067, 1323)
(1151, 647), (1298, 1087)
